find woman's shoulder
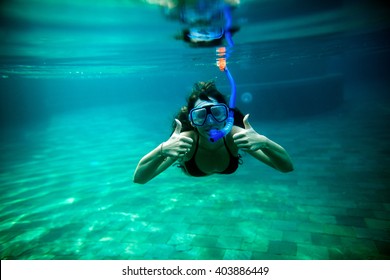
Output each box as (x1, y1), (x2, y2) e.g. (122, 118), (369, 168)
(226, 126), (242, 155)
(181, 130), (196, 139)
(231, 125), (245, 134)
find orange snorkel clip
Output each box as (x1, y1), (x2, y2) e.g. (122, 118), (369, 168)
(216, 47), (227, 71)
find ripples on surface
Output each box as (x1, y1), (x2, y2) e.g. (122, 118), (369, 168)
(1, 0), (389, 79)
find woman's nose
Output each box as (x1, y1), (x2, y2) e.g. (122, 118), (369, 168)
(206, 114), (216, 124)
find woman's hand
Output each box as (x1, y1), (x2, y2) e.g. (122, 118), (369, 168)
(161, 119), (193, 158)
(232, 114), (268, 152)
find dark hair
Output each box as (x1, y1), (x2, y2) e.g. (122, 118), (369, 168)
(172, 81), (244, 132)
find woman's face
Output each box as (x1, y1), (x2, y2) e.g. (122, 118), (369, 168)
(191, 98), (227, 138)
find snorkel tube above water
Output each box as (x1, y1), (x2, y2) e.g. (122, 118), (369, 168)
(209, 5), (236, 142)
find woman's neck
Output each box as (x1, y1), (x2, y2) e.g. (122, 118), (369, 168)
(198, 133), (224, 151)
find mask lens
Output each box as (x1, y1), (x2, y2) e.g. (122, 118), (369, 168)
(211, 105), (228, 122)
(190, 107), (207, 126)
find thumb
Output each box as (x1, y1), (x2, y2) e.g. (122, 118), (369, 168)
(174, 119), (182, 135)
(243, 114), (252, 129)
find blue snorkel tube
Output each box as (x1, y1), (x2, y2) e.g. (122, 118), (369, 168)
(209, 66), (236, 142)
(209, 5), (236, 143)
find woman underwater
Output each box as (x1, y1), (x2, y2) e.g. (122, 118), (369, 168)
(133, 81), (293, 184)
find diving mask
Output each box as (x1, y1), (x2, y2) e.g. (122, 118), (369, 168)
(189, 104), (229, 126)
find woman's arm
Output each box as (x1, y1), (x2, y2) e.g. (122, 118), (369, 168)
(232, 114), (293, 173)
(133, 120), (193, 184)
(133, 143), (177, 184)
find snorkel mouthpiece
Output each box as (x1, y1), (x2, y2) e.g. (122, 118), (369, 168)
(209, 111), (234, 142)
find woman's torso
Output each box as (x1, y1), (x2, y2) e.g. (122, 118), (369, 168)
(181, 129), (240, 176)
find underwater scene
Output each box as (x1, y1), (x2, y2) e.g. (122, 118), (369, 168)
(0, 0), (389, 260)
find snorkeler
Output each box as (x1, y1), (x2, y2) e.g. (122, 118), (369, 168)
(133, 81), (293, 184)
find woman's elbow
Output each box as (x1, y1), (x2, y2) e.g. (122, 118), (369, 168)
(133, 178), (147, 184)
(133, 174), (149, 185)
(280, 163), (294, 173)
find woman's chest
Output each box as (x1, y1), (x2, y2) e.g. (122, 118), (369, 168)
(194, 147), (230, 174)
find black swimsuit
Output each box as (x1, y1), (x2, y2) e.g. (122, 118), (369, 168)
(183, 136), (240, 177)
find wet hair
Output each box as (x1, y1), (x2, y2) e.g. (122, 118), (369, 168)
(172, 80), (244, 132)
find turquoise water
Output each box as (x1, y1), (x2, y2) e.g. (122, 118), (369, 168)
(1, 0), (390, 259)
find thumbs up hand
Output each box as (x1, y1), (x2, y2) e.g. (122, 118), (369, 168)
(232, 114), (268, 152)
(161, 119), (193, 158)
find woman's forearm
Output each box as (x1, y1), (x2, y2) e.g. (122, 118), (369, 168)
(133, 143), (175, 184)
(260, 138), (293, 172)
(133, 124), (193, 184)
